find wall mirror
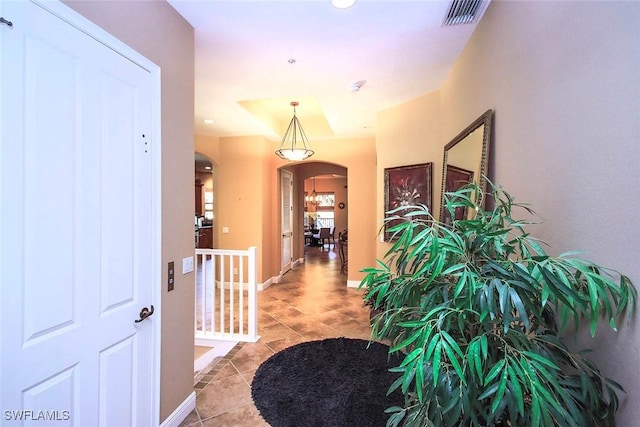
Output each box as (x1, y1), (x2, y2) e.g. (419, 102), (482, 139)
(440, 109), (493, 224)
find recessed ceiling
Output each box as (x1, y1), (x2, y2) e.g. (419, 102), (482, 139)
(238, 97), (333, 139)
(168, 0), (490, 142)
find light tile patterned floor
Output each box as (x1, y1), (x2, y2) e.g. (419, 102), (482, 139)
(180, 245), (372, 426)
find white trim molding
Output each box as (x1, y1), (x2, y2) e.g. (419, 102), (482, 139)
(159, 392), (196, 427)
(258, 277), (273, 291)
(347, 280), (361, 288)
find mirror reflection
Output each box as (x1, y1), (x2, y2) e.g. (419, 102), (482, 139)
(440, 109), (493, 224)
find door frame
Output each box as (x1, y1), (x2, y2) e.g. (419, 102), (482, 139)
(33, 1), (162, 424)
(280, 169), (294, 275)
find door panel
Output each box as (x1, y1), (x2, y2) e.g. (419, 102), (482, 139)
(100, 71), (139, 313)
(22, 367), (77, 422)
(0, 1), (155, 425)
(99, 336), (135, 426)
(22, 13), (79, 347)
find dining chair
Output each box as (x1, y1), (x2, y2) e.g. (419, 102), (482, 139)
(313, 227), (332, 250)
(329, 226), (336, 248)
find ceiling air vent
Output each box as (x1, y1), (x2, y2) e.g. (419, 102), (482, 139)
(443, 0), (486, 26)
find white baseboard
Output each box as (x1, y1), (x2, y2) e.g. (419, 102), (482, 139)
(159, 391), (196, 427)
(212, 277), (272, 291)
(258, 277), (273, 291)
(347, 280), (361, 288)
(257, 258), (302, 291)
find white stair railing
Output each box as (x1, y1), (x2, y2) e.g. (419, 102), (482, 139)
(194, 246), (259, 344)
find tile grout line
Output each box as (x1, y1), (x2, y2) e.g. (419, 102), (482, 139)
(193, 342), (245, 389)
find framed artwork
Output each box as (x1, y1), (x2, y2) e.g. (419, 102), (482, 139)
(442, 164), (474, 225)
(384, 163), (433, 241)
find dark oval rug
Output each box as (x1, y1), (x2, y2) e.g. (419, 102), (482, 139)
(251, 337), (404, 427)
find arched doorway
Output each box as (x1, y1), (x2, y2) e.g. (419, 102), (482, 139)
(302, 174), (347, 248)
(278, 161), (348, 277)
(195, 152), (216, 248)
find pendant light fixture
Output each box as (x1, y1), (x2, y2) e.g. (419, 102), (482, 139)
(305, 177), (318, 205)
(275, 101), (314, 161)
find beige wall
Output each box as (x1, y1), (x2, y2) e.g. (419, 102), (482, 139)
(377, 90), (444, 253)
(196, 135), (376, 285)
(63, 0), (195, 423)
(377, 1), (640, 424)
(216, 135), (271, 279)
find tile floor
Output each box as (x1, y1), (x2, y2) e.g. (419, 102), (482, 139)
(179, 244), (373, 426)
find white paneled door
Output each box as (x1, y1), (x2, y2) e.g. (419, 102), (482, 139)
(0, 1), (159, 426)
(280, 170), (293, 275)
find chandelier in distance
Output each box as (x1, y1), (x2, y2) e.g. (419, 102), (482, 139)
(275, 101), (314, 161)
(305, 176), (318, 205)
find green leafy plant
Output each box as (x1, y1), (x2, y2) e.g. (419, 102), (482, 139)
(360, 183), (636, 427)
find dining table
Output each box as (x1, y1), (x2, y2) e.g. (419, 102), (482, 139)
(305, 229), (320, 246)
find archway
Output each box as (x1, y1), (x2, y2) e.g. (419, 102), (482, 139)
(277, 161), (348, 276)
(195, 152), (217, 248)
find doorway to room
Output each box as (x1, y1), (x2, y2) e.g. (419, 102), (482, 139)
(195, 153), (216, 249)
(304, 175), (341, 249)
(286, 162), (348, 272)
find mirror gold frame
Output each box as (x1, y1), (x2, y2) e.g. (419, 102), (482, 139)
(440, 109), (493, 224)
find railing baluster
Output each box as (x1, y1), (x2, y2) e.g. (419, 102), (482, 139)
(227, 255), (235, 334)
(194, 247), (260, 344)
(238, 257), (244, 335)
(195, 252), (201, 333)
(209, 253), (215, 334)
(220, 254), (225, 334)
(201, 252), (207, 333)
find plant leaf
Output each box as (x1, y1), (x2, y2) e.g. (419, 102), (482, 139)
(432, 341), (442, 387)
(490, 368), (508, 414)
(509, 287), (530, 331)
(398, 346), (423, 367)
(484, 358), (506, 386)
(507, 362), (525, 416)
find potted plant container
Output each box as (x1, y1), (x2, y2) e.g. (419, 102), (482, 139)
(360, 183), (636, 427)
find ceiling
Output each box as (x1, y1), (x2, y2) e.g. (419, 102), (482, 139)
(168, 0), (490, 143)
(195, 152), (213, 173)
